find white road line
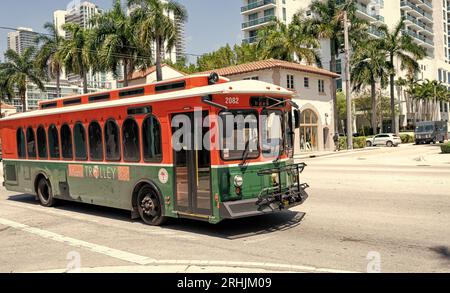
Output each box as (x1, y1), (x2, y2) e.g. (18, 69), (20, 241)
(0, 217), (359, 273)
(0, 200), (198, 240)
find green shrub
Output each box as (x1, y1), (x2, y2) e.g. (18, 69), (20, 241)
(441, 143), (450, 154)
(338, 136), (366, 150)
(400, 134), (414, 144)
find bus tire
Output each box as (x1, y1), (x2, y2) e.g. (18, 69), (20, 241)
(37, 177), (55, 207)
(136, 185), (167, 226)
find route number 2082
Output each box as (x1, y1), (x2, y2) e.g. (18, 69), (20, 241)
(225, 97), (240, 105)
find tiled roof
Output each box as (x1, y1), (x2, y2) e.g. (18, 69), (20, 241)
(200, 59), (340, 78)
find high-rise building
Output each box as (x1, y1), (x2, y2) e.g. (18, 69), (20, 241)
(53, 1), (114, 89)
(7, 27), (38, 55)
(240, 0), (450, 130)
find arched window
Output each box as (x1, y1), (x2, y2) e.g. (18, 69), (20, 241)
(26, 127), (36, 159)
(104, 119), (120, 161)
(37, 126), (48, 159)
(16, 128), (26, 159)
(123, 118), (140, 162)
(48, 125), (60, 159)
(300, 109), (319, 152)
(74, 122), (87, 160)
(60, 124), (73, 160)
(89, 121), (103, 161)
(142, 115), (162, 162)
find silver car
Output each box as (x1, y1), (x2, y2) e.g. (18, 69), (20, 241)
(366, 133), (402, 147)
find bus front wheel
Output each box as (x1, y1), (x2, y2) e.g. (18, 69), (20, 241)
(37, 178), (54, 207)
(136, 185), (167, 226)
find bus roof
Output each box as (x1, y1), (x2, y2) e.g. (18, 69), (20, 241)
(1, 79), (294, 122)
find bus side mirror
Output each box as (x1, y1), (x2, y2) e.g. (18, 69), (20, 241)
(294, 109), (301, 129)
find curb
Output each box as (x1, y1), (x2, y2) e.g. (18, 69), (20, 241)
(294, 147), (380, 160)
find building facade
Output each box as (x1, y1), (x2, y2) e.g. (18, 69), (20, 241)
(240, 0), (450, 131)
(203, 59), (340, 153)
(7, 27), (38, 55)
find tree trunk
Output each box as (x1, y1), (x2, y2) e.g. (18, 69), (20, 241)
(21, 92), (27, 113)
(389, 54), (396, 134)
(123, 60), (129, 88)
(156, 37), (163, 82)
(330, 40), (338, 134)
(82, 70), (88, 94)
(56, 69), (61, 98)
(371, 79), (377, 135)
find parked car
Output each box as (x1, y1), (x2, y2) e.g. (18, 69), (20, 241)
(366, 133), (402, 147)
(414, 121), (448, 144)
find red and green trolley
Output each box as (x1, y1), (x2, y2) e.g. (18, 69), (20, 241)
(0, 73), (309, 225)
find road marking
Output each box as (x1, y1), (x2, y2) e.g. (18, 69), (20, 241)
(0, 217), (359, 273)
(0, 200), (198, 240)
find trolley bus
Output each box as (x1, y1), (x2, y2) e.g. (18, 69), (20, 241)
(0, 73), (309, 225)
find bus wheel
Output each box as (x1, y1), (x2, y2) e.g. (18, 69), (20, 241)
(37, 178), (54, 207)
(136, 185), (167, 226)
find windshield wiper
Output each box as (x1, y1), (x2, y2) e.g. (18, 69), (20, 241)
(239, 140), (251, 168)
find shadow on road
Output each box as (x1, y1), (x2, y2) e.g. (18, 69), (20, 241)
(430, 246), (450, 263)
(7, 194), (306, 240)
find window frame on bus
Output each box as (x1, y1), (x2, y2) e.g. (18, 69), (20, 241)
(88, 120), (104, 162)
(16, 127), (26, 159)
(26, 126), (37, 159)
(142, 114), (163, 163)
(48, 124), (60, 160)
(36, 125), (48, 159)
(60, 123), (74, 160)
(73, 121), (88, 161)
(218, 109), (260, 162)
(104, 118), (121, 162)
(122, 116), (141, 163)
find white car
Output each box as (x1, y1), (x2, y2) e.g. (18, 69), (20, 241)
(366, 133), (402, 147)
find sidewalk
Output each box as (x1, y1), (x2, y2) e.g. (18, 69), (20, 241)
(294, 147), (379, 160)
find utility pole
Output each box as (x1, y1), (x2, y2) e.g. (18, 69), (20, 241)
(344, 10), (353, 150)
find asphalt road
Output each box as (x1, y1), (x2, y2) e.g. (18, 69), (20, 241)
(0, 144), (449, 273)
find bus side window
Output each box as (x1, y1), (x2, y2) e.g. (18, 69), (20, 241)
(104, 119), (121, 161)
(37, 126), (48, 159)
(26, 127), (37, 159)
(123, 118), (140, 162)
(142, 115), (162, 162)
(74, 122), (87, 161)
(16, 128), (26, 159)
(61, 124), (73, 160)
(89, 121), (104, 161)
(48, 125), (60, 159)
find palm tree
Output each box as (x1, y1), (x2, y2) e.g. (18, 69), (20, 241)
(91, 0), (149, 87)
(351, 39), (389, 134)
(378, 18), (427, 133)
(0, 48), (45, 112)
(0, 70), (13, 118)
(256, 16), (321, 65)
(128, 0), (187, 81)
(305, 0), (368, 133)
(35, 22), (64, 98)
(57, 23), (91, 94)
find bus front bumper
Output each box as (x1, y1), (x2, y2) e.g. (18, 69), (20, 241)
(219, 184), (309, 219)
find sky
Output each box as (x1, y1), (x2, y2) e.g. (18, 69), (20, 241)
(0, 0), (242, 63)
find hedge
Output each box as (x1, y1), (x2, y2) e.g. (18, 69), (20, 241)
(400, 134), (415, 144)
(441, 143), (450, 154)
(339, 136), (367, 150)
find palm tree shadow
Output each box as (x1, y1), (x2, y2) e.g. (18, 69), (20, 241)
(7, 193), (306, 240)
(429, 246), (450, 262)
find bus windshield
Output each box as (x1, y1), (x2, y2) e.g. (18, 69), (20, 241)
(416, 125), (434, 132)
(220, 110), (259, 161)
(261, 109), (284, 157)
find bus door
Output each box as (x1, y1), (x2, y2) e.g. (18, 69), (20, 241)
(172, 111), (212, 216)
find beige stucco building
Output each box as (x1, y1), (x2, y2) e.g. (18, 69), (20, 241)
(203, 59), (340, 153)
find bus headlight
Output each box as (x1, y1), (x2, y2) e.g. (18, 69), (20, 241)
(234, 175), (244, 187)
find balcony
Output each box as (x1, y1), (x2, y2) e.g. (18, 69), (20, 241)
(402, 29), (434, 47)
(243, 36), (258, 44)
(355, 3), (384, 23)
(404, 14), (433, 34)
(241, 0), (276, 14)
(400, 0), (433, 22)
(242, 15), (276, 30)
